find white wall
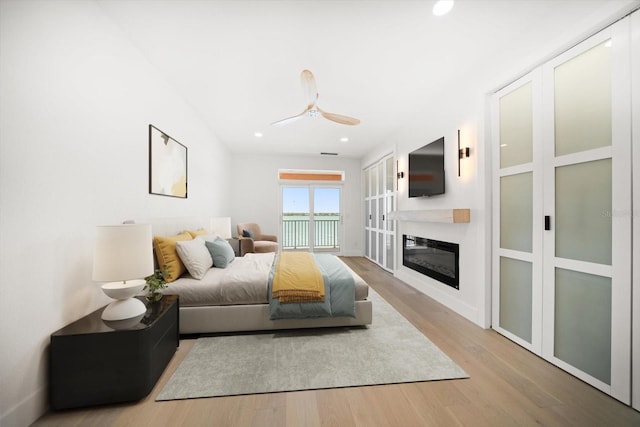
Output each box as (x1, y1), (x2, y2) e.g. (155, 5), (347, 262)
(0, 1), (231, 425)
(363, 90), (490, 328)
(631, 9), (640, 413)
(230, 154), (362, 255)
(361, 2), (640, 330)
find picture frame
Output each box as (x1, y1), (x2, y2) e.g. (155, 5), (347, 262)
(148, 125), (188, 198)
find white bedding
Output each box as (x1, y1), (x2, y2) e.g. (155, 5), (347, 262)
(165, 252), (369, 307)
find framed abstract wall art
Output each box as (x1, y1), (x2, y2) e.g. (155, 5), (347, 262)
(149, 125), (187, 198)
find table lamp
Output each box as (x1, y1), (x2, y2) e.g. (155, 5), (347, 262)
(211, 217), (232, 239)
(92, 224), (154, 321)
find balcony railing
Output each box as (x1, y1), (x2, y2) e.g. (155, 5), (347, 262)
(282, 219), (340, 250)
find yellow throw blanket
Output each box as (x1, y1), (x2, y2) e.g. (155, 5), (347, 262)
(272, 252), (325, 303)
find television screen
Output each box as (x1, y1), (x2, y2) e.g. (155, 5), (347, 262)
(408, 137), (445, 198)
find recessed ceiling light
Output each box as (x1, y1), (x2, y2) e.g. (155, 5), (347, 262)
(340, 137), (349, 143)
(432, 0), (454, 17)
(254, 132), (263, 138)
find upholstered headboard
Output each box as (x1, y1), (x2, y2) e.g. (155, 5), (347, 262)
(124, 217), (231, 238)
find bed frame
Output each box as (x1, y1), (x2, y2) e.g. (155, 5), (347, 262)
(126, 216), (373, 334)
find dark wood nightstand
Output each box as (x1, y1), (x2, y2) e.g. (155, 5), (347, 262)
(49, 295), (179, 410)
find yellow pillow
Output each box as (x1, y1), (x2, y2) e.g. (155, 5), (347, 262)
(185, 228), (209, 238)
(153, 232), (193, 282)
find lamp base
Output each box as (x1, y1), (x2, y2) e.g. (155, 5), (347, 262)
(101, 297), (147, 321)
(103, 313), (145, 329)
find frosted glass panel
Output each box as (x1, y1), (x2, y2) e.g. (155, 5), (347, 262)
(500, 257), (533, 343)
(364, 169), (370, 197)
(386, 196), (394, 232)
(370, 166), (377, 197)
(500, 83), (533, 168)
(364, 200), (369, 227)
(555, 268), (611, 384)
(377, 163), (384, 196)
(365, 223), (370, 257)
(500, 172), (533, 252)
(555, 41), (611, 156)
(371, 197), (377, 229)
(370, 230), (377, 260)
(556, 159), (611, 265)
(385, 233), (394, 270)
(386, 157), (394, 193)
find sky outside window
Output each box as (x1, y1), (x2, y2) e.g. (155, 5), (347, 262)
(283, 187), (339, 214)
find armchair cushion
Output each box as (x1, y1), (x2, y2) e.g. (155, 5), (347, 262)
(260, 233), (277, 242)
(236, 222), (279, 254)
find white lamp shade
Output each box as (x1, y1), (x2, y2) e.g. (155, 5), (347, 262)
(211, 217), (232, 239)
(92, 224), (154, 282)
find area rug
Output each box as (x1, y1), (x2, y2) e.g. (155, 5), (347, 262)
(156, 290), (468, 401)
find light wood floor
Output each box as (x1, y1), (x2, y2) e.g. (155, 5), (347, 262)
(33, 257), (640, 427)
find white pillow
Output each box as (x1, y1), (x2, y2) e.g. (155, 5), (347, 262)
(175, 239), (213, 280)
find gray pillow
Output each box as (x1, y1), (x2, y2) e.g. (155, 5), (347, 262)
(205, 237), (235, 268)
(242, 229), (254, 239)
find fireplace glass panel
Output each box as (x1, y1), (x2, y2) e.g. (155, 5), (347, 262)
(403, 235), (459, 289)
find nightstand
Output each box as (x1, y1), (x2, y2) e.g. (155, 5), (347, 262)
(227, 237), (241, 256)
(50, 295), (179, 410)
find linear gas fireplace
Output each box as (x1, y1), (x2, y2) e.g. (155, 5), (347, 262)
(403, 235), (459, 290)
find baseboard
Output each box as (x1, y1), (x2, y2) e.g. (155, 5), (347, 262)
(1, 385), (48, 427)
(394, 268), (482, 327)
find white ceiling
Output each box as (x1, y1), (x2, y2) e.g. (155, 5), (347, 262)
(98, 0), (638, 158)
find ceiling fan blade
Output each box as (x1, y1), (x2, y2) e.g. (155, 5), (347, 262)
(300, 69), (318, 108)
(318, 108), (360, 126)
(270, 108), (309, 127)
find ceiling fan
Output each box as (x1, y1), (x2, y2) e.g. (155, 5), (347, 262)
(271, 70), (360, 127)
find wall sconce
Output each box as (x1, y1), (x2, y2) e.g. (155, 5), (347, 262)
(396, 160), (404, 191)
(396, 160), (404, 179)
(457, 129), (470, 177)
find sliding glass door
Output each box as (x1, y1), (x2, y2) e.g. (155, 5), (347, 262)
(281, 185), (341, 252)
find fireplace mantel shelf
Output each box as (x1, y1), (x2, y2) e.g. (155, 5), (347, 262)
(388, 209), (470, 224)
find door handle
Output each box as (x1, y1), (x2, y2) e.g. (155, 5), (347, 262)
(544, 215), (551, 231)
(382, 214), (385, 221)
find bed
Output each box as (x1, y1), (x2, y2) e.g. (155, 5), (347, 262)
(127, 217), (373, 334)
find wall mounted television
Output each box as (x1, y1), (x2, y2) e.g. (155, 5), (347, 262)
(408, 136), (445, 198)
